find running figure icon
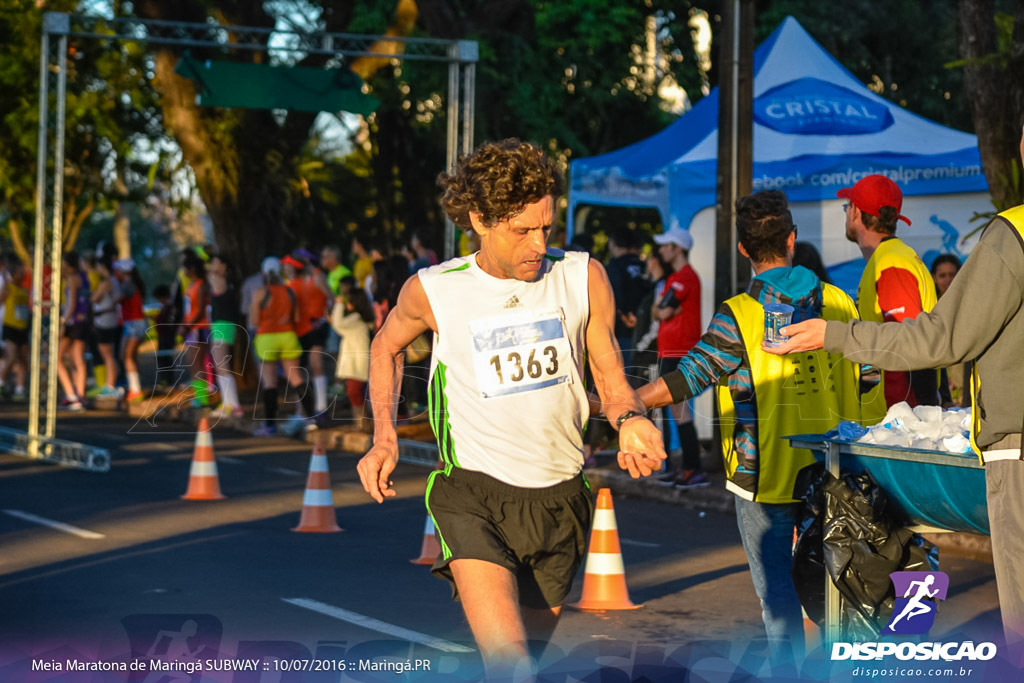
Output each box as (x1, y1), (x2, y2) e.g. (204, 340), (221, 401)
(883, 571), (950, 635)
(888, 575), (939, 629)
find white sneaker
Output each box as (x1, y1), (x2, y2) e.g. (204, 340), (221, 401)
(212, 404), (243, 418)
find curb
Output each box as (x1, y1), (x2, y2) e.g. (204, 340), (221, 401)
(583, 467), (736, 514)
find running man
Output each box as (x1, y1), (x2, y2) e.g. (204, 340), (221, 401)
(356, 139), (666, 679)
(887, 574), (940, 630)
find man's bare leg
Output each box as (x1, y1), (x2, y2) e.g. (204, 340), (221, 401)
(521, 605), (561, 663)
(451, 559), (537, 680)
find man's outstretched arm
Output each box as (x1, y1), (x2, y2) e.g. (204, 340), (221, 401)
(634, 304), (745, 412)
(585, 258), (667, 478)
(356, 275), (435, 502)
(765, 224), (1022, 367)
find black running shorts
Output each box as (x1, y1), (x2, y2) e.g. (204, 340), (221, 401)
(299, 321), (329, 350)
(426, 466), (593, 609)
(2, 326), (28, 347)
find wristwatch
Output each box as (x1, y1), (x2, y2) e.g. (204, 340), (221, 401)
(615, 410), (645, 430)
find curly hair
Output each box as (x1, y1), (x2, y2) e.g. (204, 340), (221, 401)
(861, 205), (899, 236)
(437, 139), (564, 229)
(735, 190), (794, 263)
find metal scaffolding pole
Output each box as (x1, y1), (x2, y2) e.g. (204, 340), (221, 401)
(444, 43), (461, 261)
(45, 31), (68, 441)
(441, 40), (479, 260)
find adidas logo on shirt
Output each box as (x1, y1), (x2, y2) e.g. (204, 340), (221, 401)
(504, 295), (521, 309)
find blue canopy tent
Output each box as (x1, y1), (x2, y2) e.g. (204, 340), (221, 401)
(570, 16), (991, 441)
(567, 16), (990, 297)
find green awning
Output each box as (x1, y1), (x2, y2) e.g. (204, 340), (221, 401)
(174, 53), (379, 116)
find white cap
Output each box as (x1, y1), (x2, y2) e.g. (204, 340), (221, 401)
(260, 256), (281, 275)
(113, 258), (135, 272)
(653, 224), (694, 251)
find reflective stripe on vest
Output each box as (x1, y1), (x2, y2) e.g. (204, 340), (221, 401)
(971, 206), (1024, 463)
(717, 283), (863, 503)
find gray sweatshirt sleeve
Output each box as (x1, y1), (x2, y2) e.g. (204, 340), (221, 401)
(824, 221), (1024, 370)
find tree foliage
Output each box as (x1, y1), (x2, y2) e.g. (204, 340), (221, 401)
(0, 0), (164, 262)
(755, 0), (972, 132)
(4, 0), (1022, 280)
(756, 0), (1023, 212)
(955, 0), (1024, 214)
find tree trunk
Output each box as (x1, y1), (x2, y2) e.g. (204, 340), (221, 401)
(7, 217), (30, 266)
(957, 0), (1024, 210)
(113, 162), (132, 259)
(113, 204), (131, 259)
(63, 197), (93, 252)
(149, 48), (313, 279)
(140, 2), (317, 279)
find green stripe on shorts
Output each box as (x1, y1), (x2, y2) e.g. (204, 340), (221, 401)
(424, 470), (452, 560)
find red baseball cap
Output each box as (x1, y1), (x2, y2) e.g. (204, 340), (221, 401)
(280, 255), (304, 269)
(836, 174), (911, 225)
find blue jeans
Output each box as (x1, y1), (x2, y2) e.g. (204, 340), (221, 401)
(734, 497), (804, 659)
(326, 326), (341, 356)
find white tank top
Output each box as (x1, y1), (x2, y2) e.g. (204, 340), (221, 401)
(418, 248), (590, 488)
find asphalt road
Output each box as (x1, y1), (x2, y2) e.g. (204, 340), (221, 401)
(0, 408), (1007, 682)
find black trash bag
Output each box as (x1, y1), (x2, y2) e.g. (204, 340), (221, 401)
(791, 462), (939, 640)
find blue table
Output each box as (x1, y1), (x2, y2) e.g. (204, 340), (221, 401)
(785, 434), (989, 645)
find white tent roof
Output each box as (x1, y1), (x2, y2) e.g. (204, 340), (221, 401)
(568, 16), (987, 236)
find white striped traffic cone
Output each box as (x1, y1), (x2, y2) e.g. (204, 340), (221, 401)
(570, 488), (641, 610)
(292, 447), (342, 533)
(410, 514), (442, 565)
(181, 417), (225, 500)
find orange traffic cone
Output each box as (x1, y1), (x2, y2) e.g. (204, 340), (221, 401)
(410, 514), (442, 565)
(181, 417), (225, 500)
(570, 488), (641, 611)
(292, 446), (342, 533)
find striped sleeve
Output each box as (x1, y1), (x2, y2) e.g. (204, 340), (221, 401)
(662, 303), (746, 403)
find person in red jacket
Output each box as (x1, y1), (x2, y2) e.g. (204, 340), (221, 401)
(114, 259), (147, 402)
(652, 224), (708, 489)
(839, 174), (939, 418)
(286, 252), (331, 415)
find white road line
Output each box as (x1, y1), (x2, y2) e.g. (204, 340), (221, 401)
(282, 597), (474, 654)
(619, 538), (660, 548)
(267, 467), (304, 477)
(3, 509), (105, 539)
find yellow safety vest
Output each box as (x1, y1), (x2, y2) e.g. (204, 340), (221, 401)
(970, 205), (1024, 462)
(3, 280), (29, 330)
(856, 238), (938, 424)
(718, 283), (863, 503)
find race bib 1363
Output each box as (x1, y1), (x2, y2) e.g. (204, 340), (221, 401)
(470, 310), (573, 398)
